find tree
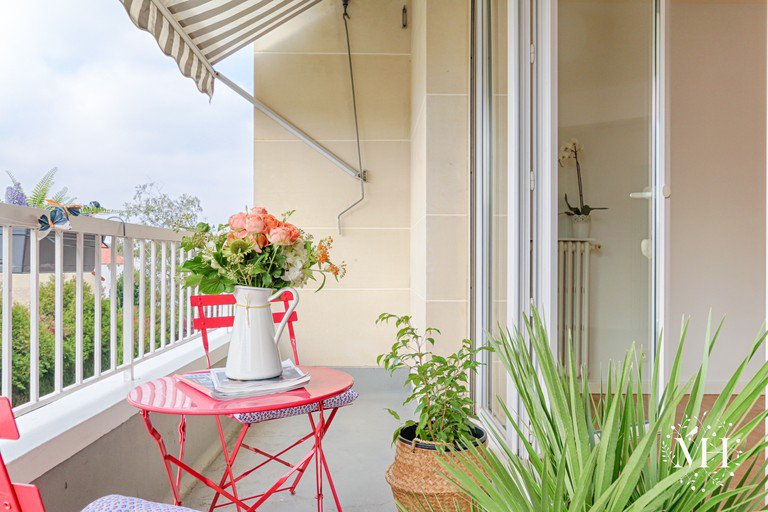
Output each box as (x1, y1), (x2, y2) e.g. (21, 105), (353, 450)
(123, 182), (203, 230)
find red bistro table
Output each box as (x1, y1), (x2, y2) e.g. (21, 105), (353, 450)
(127, 366), (354, 511)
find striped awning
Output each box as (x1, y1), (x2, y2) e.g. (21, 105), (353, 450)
(119, 0), (324, 97)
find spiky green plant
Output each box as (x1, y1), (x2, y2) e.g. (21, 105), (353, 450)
(436, 311), (768, 512)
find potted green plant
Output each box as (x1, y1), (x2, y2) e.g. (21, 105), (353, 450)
(376, 313), (487, 511)
(559, 139), (607, 238)
(442, 310), (768, 512)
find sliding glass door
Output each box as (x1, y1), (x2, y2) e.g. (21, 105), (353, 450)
(474, 0), (664, 444)
(555, 0), (658, 388)
(474, 0), (526, 435)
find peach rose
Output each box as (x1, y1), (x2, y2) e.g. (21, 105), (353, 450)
(255, 233), (268, 250)
(228, 211), (247, 231)
(284, 223), (301, 243)
(262, 214), (281, 233)
(267, 226), (293, 246)
(250, 206), (268, 216)
(245, 213), (265, 234)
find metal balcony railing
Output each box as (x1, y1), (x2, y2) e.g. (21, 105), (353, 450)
(0, 203), (225, 415)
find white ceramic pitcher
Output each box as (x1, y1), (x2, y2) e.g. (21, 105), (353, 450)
(225, 285), (299, 380)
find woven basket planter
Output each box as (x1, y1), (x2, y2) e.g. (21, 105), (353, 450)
(385, 424), (487, 512)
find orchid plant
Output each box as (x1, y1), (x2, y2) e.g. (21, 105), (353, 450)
(180, 207), (345, 294)
(558, 139), (607, 216)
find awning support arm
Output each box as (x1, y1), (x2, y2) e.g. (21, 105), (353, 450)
(215, 72), (365, 182)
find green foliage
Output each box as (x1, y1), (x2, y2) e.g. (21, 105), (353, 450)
(439, 310), (768, 512)
(28, 168), (73, 208)
(0, 278), (125, 405)
(123, 182), (202, 230)
(563, 193), (608, 217)
(376, 313), (486, 445)
(0, 273), (175, 407)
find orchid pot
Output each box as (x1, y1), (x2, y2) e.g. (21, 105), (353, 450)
(570, 214), (591, 239)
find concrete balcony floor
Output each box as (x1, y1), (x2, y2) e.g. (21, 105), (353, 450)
(183, 368), (408, 511)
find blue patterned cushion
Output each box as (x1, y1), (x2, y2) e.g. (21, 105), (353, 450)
(234, 389), (359, 424)
(82, 495), (197, 511)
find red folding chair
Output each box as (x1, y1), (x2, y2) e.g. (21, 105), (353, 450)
(0, 396), (196, 512)
(187, 291), (358, 511)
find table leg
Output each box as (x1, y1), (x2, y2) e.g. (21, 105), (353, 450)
(140, 411), (182, 506)
(176, 416), (187, 491)
(289, 408), (339, 495)
(209, 422), (249, 512)
(321, 443), (342, 511)
(314, 405), (325, 512)
(215, 415), (244, 512)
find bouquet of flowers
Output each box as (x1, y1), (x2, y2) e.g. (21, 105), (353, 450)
(180, 207), (345, 294)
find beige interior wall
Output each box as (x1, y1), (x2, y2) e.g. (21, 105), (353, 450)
(558, 0), (653, 377)
(410, 0), (472, 355)
(668, 0), (766, 388)
(252, 0), (411, 367)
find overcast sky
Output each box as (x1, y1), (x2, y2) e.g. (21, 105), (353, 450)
(0, 1), (254, 223)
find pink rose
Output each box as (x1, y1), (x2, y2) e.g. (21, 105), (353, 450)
(250, 207), (267, 216)
(245, 214), (265, 234)
(228, 212), (247, 231)
(267, 226), (293, 246)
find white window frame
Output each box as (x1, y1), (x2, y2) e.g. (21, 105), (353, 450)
(474, 0), (671, 450)
(472, 0), (524, 450)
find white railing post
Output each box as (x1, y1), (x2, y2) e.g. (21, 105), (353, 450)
(2, 226), (13, 402)
(138, 240), (146, 359)
(150, 241), (157, 353)
(178, 247), (184, 341)
(29, 230), (39, 403)
(54, 231), (64, 393)
(170, 243), (176, 344)
(75, 232), (84, 385)
(160, 242), (167, 349)
(94, 235), (102, 377)
(109, 236), (118, 370)
(122, 238), (134, 374)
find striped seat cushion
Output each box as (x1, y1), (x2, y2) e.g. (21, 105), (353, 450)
(82, 495), (197, 511)
(234, 389), (359, 424)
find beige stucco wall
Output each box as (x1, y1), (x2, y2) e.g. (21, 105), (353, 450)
(410, 0), (472, 356)
(253, 0), (471, 365)
(253, 0), (411, 367)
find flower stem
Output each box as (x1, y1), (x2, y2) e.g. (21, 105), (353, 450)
(575, 149), (585, 210)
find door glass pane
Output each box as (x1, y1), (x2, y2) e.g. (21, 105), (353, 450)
(486, 0), (509, 425)
(557, 0), (654, 383)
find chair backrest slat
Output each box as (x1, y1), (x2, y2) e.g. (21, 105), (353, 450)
(0, 398), (46, 511)
(191, 291), (300, 367)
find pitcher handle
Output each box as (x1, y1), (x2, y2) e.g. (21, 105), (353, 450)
(269, 287), (299, 346)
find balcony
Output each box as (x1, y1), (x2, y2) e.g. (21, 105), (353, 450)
(2, 0), (768, 511)
(0, 202), (410, 510)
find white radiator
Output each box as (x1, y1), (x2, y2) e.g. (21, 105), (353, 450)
(557, 240), (598, 372)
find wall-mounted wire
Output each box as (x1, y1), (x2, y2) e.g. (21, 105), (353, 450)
(337, 0), (366, 234)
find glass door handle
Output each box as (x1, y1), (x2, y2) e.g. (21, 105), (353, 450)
(629, 191), (653, 199)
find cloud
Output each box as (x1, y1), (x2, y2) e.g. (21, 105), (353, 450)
(0, 1), (253, 222)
